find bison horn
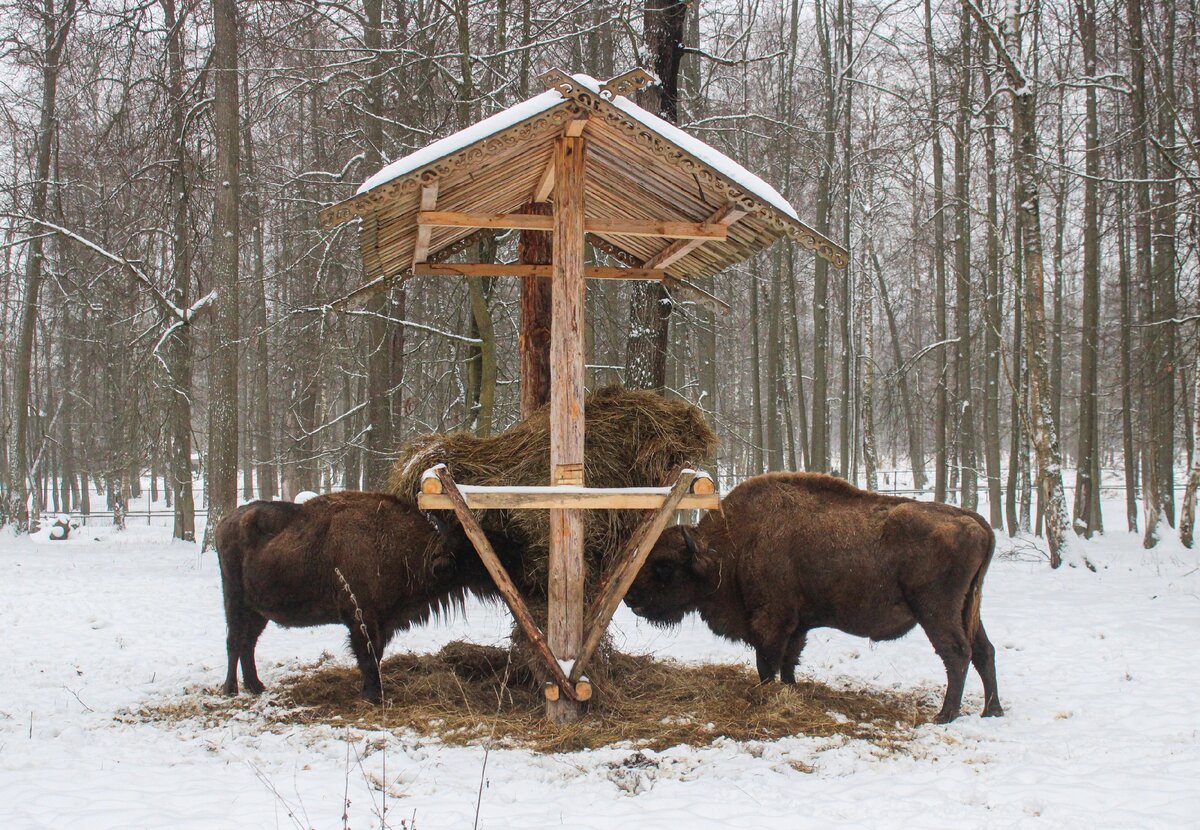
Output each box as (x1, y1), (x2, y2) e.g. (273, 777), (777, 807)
(681, 527), (699, 560)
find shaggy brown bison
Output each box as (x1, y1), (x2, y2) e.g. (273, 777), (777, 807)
(625, 472), (1003, 723)
(216, 492), (499, 702)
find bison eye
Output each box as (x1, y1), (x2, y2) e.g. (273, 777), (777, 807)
(652, 560), (674, 585)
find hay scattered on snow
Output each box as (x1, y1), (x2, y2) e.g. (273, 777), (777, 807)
(389, 386), (719, 591)
(139, 644), (928, 754)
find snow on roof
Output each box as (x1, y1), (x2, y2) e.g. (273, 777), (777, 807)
(569, 75), (799, 221)
(355, 74), (800, 222)
(356, 88), (564, 195)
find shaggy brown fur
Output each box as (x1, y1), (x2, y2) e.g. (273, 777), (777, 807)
(625, 472), (1003, 723)
(216, 492), (509, 702)
(388, 385), (719, 592)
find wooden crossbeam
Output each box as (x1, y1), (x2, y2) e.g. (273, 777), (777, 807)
(410, 183), (439, 268)
(643, 204), (746, 269)
(570, 469), (699, 684)
(587, 218), (729, 240)
(416, 211), (730, 240)
(432, 466), (578, 702)
(412, 262), (669, 281)
(417, 485), (719, 510)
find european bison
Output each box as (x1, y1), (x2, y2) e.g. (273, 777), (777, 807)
(625, 472), (1003, 723)
(216, 492), (498, 702)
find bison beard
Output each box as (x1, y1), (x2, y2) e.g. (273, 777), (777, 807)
(215, 492), (501, 703)
(625, 472), (1004, 723)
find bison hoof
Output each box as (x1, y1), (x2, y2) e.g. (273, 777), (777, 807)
(982, 703), (1005, 718)
(361, 688), (383, 704)
(933, 709), (960, 725)
(243, 679), (266, 695)
(221, 682), (238, 697)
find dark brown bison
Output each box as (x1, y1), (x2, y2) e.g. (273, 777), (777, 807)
(216, 492), (499, 702)
(625, 473), (1003, 723)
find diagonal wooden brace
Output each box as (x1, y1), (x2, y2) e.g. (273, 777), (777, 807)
(569, 469), (698, 684)
(434, 466), (578, 702)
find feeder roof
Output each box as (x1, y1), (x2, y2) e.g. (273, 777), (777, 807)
(321, 70), (847, 288)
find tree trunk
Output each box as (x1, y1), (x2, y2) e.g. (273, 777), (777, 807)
(926, 0), (950, 503)
(625, 0), (688, 393)
(519, 202), (553, 419)
(954, 7), (976, 510)
(9, 0), (76, 531)
(1126, 0), (1159, 546)
(981, 33), (1003, 527)
(966, 0), (1073, 566)
(810, 0), (837, 473)
(871, 250), (923, 494)
(1151, 0), (1178, 529)
(203, 0), (241, 549)
(1073, 0), (1102, 537)
(1181, 349), (1200, 547)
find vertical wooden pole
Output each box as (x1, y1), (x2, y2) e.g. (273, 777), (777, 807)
(548, 135), (586, 723)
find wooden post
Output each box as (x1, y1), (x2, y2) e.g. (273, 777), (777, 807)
(548, 134), (586, 722)
(518, 202), (553, 419)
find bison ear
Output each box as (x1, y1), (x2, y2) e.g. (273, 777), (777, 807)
(680, 526), (717, 581)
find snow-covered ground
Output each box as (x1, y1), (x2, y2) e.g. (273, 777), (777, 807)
(2, 502), (1198, 829)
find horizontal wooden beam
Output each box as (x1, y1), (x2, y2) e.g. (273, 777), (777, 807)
(413, 262), (669, 281)
(419, 210), (552, 231)
(585, 218), (729, 240)
(417, 488), (720, 511)
(417, 211), (730, 240)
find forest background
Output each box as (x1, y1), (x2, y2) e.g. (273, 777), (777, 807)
(0, 0), (1195, 559)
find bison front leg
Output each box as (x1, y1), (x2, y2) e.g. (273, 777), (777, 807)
(750, 608), (796, 684)
(779, 628), (808, 685)
(348, 621), (386, 703)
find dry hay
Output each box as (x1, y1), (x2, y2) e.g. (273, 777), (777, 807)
(140, 643), (927, 754)
(388, 385), (719, 592)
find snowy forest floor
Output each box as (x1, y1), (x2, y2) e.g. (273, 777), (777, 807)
(2, 500), (1198, 828)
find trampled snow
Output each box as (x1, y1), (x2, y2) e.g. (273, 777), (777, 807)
(2, 501), (1198, 828)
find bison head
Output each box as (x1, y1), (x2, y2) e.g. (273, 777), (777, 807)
(624, 525), (711, 626)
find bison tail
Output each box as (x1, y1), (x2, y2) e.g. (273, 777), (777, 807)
(963, 517), (995, 644)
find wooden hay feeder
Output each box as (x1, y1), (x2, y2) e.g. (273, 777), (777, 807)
(322, 68), (847, 723)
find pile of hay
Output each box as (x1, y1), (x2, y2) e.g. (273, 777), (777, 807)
(140, 644), (926, 754)
(389, 385), (719, 591)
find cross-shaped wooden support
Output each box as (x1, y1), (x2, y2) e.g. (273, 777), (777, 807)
(420, 465), (716, 709)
